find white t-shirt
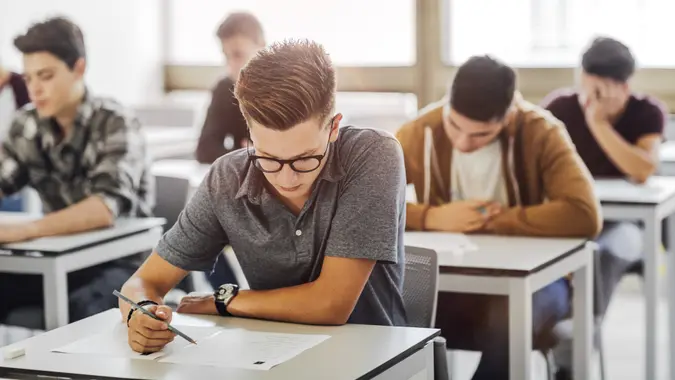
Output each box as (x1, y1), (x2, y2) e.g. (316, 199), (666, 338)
(450, 139), (508, 204)
(0, 85), (16, 139)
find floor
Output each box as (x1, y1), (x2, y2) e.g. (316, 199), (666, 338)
(0, 275), (670, 379)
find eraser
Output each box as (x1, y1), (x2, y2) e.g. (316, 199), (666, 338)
(2, 347), (25, 359)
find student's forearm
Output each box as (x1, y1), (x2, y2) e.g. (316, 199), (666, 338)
(486, 200), (601, 238)
(227, 281), (350, 325)
(589, 120), (657, 182)
(26, 196), (114, 239)
(119, 276), (166, 321)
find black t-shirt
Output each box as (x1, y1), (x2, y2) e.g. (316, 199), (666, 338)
(543, 89), (666, 177)
(195, 77), (249, 164)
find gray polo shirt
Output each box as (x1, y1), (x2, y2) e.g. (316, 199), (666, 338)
(157, 126), (407, 326)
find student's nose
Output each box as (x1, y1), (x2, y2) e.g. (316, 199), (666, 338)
(28, 83), (42, 100)
(277, 164), (298, 184)
(455, 134), (472, 152)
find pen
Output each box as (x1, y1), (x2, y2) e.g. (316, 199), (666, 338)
(112, 290), (197, 345)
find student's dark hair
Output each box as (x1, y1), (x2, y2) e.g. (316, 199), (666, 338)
(216, 12), (265, 46)
(13, 17), (85, 70)
(450, 55), (516, 122)
(581, 37), (635, 82)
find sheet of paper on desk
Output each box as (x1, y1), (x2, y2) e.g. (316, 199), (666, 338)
(158, 329), (330, 371)
(404, 232), (478, 254)
(52, 323), (223, 361)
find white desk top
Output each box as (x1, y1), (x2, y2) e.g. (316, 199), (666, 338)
(151, 159), (211, 188)
(405, 232), (586, 275)
(660, 141), (675, 162)
(594, 176), (675, 205)
(0, 217), (165, 253)
(0, 309), (439, 380)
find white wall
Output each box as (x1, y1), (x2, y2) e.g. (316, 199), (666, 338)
(0, 0), (164, 105)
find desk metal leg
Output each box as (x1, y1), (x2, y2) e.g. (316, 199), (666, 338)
(509, 278), (532, 380)
(644, 214), (660, 380)
(43, 265), (68, 330)
(572, 245), (593, 380)
(668, 214), (675, 380)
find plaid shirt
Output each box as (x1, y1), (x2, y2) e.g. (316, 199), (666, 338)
(0, 92), (154, 217)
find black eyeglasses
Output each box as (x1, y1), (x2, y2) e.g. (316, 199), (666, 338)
(247, 116), (335, 174)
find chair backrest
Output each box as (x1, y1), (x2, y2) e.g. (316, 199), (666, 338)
(402, 246), (439, 328)
(153, 175), (191, 232)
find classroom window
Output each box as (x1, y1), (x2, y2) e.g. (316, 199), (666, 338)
(446, 0), (675, 67)
(167, 0), (416, 67)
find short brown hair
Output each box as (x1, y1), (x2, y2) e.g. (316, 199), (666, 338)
(216, 12), (265, 45)
(14, 16), (85, 70)
(234, 39), (336, 131)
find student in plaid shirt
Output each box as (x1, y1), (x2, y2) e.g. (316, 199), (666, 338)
(0, 17), (154, 326)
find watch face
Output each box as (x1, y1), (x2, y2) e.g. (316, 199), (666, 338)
(216, 284), (233, 301)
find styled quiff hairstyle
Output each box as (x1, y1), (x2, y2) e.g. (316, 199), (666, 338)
(234, 39), (336, 131)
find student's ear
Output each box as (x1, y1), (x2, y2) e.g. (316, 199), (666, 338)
(329, 113), (342, 142)
(73, 58), (86, 79)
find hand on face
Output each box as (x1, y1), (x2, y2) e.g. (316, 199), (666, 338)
(426, 200), (503, 233)
(582, 78), (626, 126)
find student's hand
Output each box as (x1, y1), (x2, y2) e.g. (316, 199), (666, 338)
(0, 223), (38, 243)
(176, 293), (218, 315)
(583, 80), (622, 126)
(425, 200), (501, 232)
(127, 305), (176, 354)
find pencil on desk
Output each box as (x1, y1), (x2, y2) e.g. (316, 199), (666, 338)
(112, 290), (197, 345)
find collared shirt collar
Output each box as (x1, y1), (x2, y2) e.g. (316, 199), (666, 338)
(39, 88), (94, 151)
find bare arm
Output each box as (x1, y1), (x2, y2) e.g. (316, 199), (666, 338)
(119, 252), (189, 320)
(226, 257), (375, 325)
(588, 122), (660, 183)
(24, 196), (114, 239)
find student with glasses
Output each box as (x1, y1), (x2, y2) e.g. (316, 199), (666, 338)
(119, 40), (408, 354)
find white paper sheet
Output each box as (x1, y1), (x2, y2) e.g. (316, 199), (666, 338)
(52, 322), (330, 371)
(404, 231), (478, 254)
(159, 329), (330, 370)
(52, 323), (223, 361)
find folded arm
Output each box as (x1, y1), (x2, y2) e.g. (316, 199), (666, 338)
(486, 123), (602, 238)
(228, 257), (375, 325)
(588, 121), (660, 183)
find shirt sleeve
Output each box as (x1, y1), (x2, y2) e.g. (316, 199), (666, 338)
(634, 99), (666, 140)
(323, 135), (406, 263)
(83, 115), (148, 217)
(0, 116), (31, 197)
(155, 166), (229, 271)
(540, 90), (573, 120)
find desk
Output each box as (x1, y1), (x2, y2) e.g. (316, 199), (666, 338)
(594, 177), (675, 380)
(0, 309), (440, 380)
(0, 214), (165, 330)
(659, 141), (675, 176)
(404, 233), (592, 380)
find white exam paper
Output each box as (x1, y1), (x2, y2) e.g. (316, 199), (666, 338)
(159, 329), (330, 370)
(52, 323), (222, 361)
(52, 322), (330, 371)
(405, 231), (478, 254)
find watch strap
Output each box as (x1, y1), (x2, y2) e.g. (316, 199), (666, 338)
(126, 300), (158, 326)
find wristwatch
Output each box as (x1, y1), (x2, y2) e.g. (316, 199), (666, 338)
(214, 283), (239, 316)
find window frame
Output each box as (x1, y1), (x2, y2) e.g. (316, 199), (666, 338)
(164, 0), (675, 111)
